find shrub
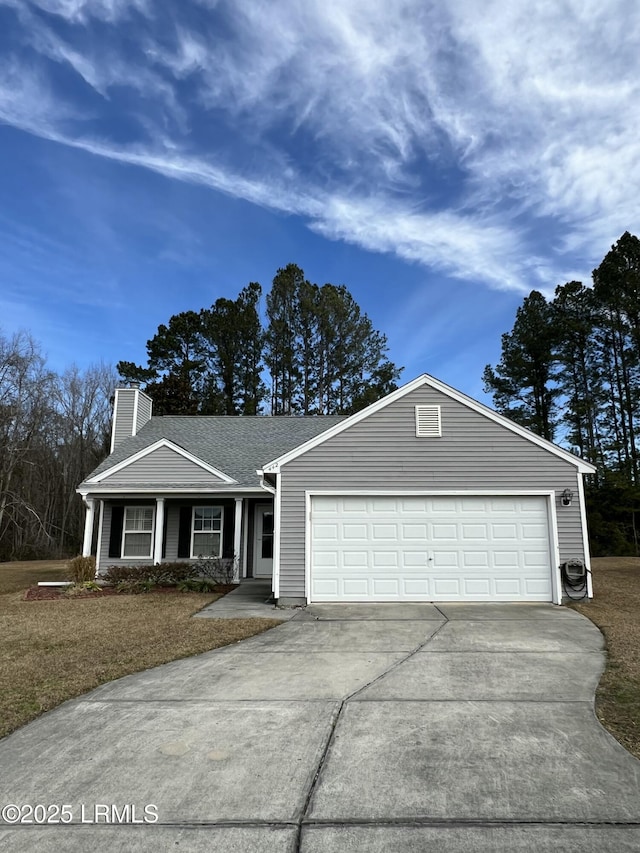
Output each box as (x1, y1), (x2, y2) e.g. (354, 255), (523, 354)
(155, 562), (200, 585)
(66, 556), (96, 584)
(103, 562), (198, 588)
(64, 581), (101, 597)
(115, 579), (157, 595)
(193, 556), (237, 585)
(177, 578), (219, 593)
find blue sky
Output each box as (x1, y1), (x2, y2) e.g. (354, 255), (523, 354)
(1, 0), (638, 404)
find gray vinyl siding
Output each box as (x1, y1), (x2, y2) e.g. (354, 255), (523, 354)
(278, 385), (590, 599)
(165, 503), (180, 559)
(112, 389), (135, 450)
(102, 445), (226, 484)
(135, 393), (153, 433)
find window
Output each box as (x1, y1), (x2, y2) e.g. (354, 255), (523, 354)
(122, 506), (154, 558)
(415, 404), (442, 437)
(191, 506), (223, 558)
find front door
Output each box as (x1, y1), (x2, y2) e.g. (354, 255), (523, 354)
(254, 503), (274, 577)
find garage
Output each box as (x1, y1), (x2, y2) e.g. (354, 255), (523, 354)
(309, 495), (554, 602)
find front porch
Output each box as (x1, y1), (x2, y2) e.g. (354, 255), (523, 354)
(82, 495), (274, 583)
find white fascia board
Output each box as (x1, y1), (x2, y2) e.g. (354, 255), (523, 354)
(261, 373), (597, 475)
(77, 486), (262, 497)
(85, 438), (237, 484)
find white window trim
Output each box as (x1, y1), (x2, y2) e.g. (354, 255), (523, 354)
(190, 505), (224, 559)
(121, 505), (155, 559)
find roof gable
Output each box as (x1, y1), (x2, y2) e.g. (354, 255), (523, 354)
(86, 439), (236, 485)
(79, 415), (348, 492)
(261, 374), (597, 475)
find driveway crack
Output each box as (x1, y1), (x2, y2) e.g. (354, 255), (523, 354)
(294, 613), (449, 852)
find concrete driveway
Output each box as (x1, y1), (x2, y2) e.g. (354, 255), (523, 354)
(1, 602), (640, 851)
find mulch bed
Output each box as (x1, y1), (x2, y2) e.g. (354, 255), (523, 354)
(23, 584), (236, 601)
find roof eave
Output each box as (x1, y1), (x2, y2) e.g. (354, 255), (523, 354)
(261, 373), (598, 474)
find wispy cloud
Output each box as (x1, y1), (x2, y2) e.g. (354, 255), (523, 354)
(1, 0), (638, 293)
(23, 0), (151, 24)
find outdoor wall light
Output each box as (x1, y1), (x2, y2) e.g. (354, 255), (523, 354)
(561, 488), (574, 507)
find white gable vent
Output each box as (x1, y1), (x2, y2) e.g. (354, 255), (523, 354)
(415, 405), (441, 437)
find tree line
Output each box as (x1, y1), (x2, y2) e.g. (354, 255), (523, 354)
(117, 263), (402, 416)
(483, 231), (640, 555)
(0, 264), (399, 559)
(0, 330), (115, 560)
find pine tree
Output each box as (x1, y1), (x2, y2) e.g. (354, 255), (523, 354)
(264, 264), (303, 415)
(202, 283), (266, 415)
(483, 291), (558, 440)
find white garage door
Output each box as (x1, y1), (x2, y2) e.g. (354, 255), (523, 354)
(310, 495), (553, 602)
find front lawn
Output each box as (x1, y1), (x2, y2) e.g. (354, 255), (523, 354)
(0, 560), (281, 739)
(573, 557), (640, 758)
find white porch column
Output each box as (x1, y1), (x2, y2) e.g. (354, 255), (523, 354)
(154, 498), (165, 565)
(82, 498), (95, 557)
(233, 498), (243, 582)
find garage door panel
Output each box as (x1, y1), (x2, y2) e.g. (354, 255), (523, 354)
(434, 578), (460, 595)
(313, 497), (339, 513)
(525, 579), (551, 594)
(460, 498), (486, 512)
(403, 523), (428, 539)
(522, 523), (547, 538)
(495, 578), (520, 595)
(312, 523), (338, 540)
(343, 551), (368, 568)
(372, 499), (397, 513)
(490, 498), (518, 512)
(461, 524), (489, 540)
(373, 578), (399, 596)
(310, 495), (553, 602)
(403, 579), (430, 595)
(462, 552), (490, 568)
(343, 578), (368, 596)
(314, 552), (338, 568)
(372, 551), (398, 568)
(342, 499), (367, 513)
(314, 578), (340, 596)
(432, 524), (457, 540)
(343, 523), (368, 540)
(372, 524), (397, 539)
(493, 551), (519, 567)
(401, 498), (428, 512)
(464, 578), (491, 596)
(493, 523), (517, 538)
(433, 552), (459, 568)
(523, 551), (548, 567)
(402, 552), (428, 567)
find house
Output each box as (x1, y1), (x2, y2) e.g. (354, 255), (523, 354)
(77, 374), (596, 604)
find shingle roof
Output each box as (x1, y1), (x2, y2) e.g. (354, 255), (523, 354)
(82, 415), (348, 489)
